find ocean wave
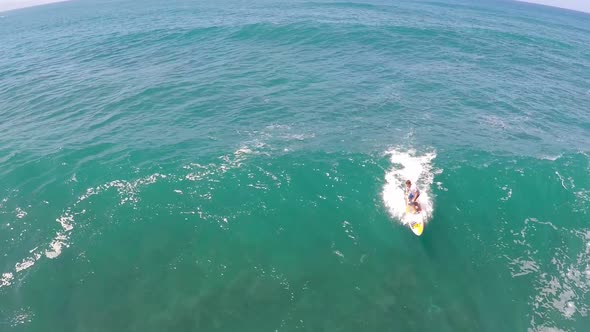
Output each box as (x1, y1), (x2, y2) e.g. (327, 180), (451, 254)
(227, 20), (456, 50)
(508, 217), (590, 329)
(0, 129), (297, 289)
(0, 172), (170, 289)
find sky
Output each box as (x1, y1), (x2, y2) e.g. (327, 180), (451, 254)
(0, 0), (69, 12)
(0, 0), (589, 14)
(520, 0), (590, 13)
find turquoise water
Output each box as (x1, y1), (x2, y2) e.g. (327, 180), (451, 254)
(1, 0), (590, 330)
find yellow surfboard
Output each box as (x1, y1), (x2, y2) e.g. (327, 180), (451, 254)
(406, 205), (424, 236)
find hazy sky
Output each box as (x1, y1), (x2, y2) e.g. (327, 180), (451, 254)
(1, 0), (590, 14)
(521, 0), (590, 13)
(0, 0), (69, 12)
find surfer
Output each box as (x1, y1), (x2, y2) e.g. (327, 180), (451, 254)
(405, 180), (421, 213)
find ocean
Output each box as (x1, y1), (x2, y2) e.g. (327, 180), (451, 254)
(1, 0), (589, 331)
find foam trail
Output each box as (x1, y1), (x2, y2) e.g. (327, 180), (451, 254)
(382, 149), (436, 225)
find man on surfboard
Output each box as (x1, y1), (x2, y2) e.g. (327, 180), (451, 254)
(405, 180), (421, 213)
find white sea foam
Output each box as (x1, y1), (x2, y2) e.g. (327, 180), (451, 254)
(514, 220), (590, 327)
(15, 254), (40, 272)
(9, 308), (33, 327)
(186, 147), (251, 182)
(501, 186), (513, 201)
(1, 172), (169, 287)
(234, 146), (253, 155)
(15, 207), (27, 219)
(382, 149), (436, 225)
(1, 272), (14, 287)
(342, 220), (357, 243)
(531, 327), (566, 332)
(57, 214), (74, 232)
(538, 154), (562, 161)
(45, 233), (68, 259)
